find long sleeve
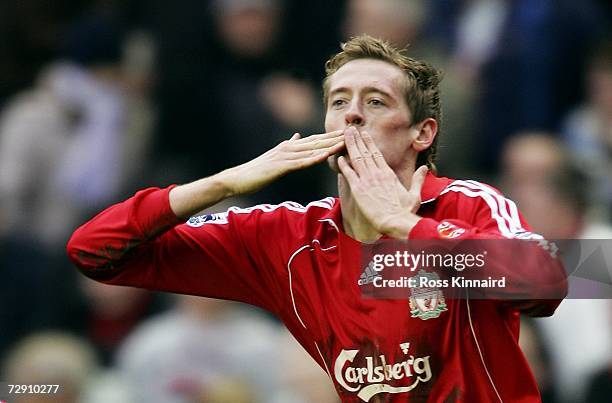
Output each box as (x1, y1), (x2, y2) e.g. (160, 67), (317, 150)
(67, 186), (284, 314)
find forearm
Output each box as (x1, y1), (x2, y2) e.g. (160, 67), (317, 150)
(170, 130), (345, 219)
(169, 169), (237, 219)
(67, 186), (181, 280)
(380, 212), (422, 239)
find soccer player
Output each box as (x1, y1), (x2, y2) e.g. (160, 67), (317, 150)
(68, 35), (567, 402)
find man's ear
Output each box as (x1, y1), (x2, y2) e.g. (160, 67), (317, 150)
(411, 118), (438, 152)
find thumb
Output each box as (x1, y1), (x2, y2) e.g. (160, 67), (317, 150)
(410, 165), (429, 195)
(290, 132), (301, 140)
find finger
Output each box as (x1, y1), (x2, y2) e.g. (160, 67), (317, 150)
(409, 165), (429, 198)
(327, 139), (347, 154)
(290, 132), (301, 140)
(337, 155), (360, 183)
(360, 131), (386, 169)
(293, 150), (331, 169)
(288, 141), (345, 160)
(354, 130), (377, 170)
(344, 126), (366, 172)
(293, 129), (343, 144)
(290, 135), (345, 152)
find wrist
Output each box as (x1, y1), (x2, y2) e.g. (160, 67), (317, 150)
(380, 212), (421, 239)
(169, 173), (235, 219)
(213, 169), (240, 198)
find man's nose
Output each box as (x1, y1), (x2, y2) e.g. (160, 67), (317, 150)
(344, 102), (365, 127)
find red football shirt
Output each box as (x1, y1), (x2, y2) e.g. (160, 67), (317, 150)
(67, 173), (566, 402)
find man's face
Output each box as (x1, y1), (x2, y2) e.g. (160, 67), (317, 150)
(324, 58), (417, 171)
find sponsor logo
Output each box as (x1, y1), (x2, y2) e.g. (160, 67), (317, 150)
(437, 221), (465, 239)
(358, 259), (382, 285)
(186, 212), (229, 227)
(334, 342), (432, 402)
(409, 270), (447, 320)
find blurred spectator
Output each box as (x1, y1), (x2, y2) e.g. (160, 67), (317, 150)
(343, 0), (427, 50)
(147, 0), (344, 192)
(274, 330), (340, 403)
(0, 13), (154, 248)
(116, 295), (284, 403)
(0, 0), (91, 109)
(2, 331), (97, 403)
(213, 0), (283, 59)
(500, 133), (612, 402)
(66, 278), (167, 366)
(0, 10), (155, 361)
(79, 369), (133, 403)
(441, 0), (606, 171)
(500, 133), (576, 237)
(561, 38), (612, 221)
(203, 0), (325, 204)
(501, 132), (612, 237)
(501, 133), (566, 183)
(0, 15), (153, 241)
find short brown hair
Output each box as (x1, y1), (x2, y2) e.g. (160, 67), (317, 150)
(323, 35), (443, 171)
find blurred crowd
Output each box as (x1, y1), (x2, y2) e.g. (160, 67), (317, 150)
(0, 0), (611, 402)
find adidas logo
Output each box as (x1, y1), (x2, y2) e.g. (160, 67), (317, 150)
(358, 260), (381, 285)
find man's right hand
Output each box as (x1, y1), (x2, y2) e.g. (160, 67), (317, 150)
(170, 130), (345, 219)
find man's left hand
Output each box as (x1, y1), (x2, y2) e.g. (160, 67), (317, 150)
(337, 126), (428, 239)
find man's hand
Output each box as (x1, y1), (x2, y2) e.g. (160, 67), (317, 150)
(337, 126), (427, 239)
(222, 130), (345, 195)
(170, 130), (344, 218)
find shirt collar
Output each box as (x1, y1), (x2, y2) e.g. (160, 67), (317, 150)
(420, 171), (453, 204)
(319, 172), (453, 232)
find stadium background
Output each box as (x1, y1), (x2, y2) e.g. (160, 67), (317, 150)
(0, 0), (611, 402)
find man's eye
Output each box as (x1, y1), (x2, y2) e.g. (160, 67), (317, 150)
(331, 99), (346, 107)
(368, 99), (385, 106)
